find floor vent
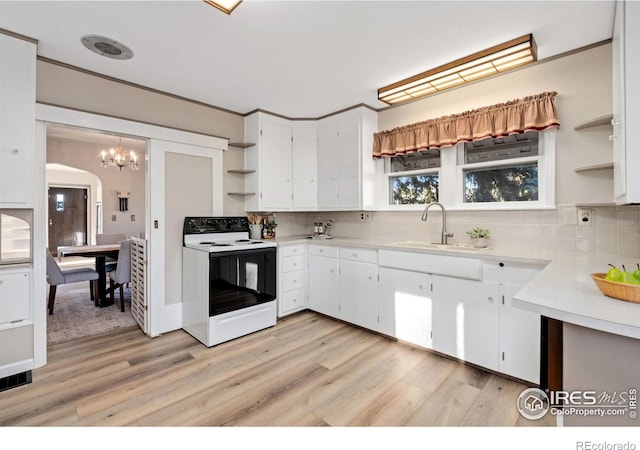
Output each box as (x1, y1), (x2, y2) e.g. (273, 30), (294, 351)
(0, 370), (32, 392)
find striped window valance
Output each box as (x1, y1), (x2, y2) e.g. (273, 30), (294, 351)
(373, 91), (559, 158)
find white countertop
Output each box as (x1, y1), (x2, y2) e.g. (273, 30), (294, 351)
(276, 235), (640, 339)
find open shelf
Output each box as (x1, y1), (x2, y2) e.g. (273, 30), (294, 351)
(228, 142), (256, 149)
(227, 192), (256, 196)
(226, 169), (256, 174)
(573, 114), (613, 130)
(574, 162), (614, 173)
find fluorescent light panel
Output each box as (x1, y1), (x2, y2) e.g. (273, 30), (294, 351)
(378, 34), (537, 105)
(203, 0), (242, 14)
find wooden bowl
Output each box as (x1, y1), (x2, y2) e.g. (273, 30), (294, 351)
(591, 273), (640, 304)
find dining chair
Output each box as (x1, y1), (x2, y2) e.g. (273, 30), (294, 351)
(46, 252), (99, 315)
(109, 239), (131, 312)
(96, 233), (126, 272)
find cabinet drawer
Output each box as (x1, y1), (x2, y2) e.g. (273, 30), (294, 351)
(280, 243), (306, 257)
(483, 260), (545, 285)
(282, 255), (304, 272)
(339, 247), (377, 264)
(282, 270), (306, 291)
(308, 244), (338, 258)
(281, 288), (306, 313)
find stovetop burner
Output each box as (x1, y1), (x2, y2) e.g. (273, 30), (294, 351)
(184, 217), (277, 252)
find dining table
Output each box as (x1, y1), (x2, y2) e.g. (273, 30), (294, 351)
(57, 243), (120, 307)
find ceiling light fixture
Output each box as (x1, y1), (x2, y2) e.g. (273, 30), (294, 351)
(81, 35), (134, 60)
(203, 0), (243, 14)
(100, 138), (140, 171)
(378, 34), (537, 105)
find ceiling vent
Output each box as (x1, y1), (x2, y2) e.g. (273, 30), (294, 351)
(81, 35), (134, 60)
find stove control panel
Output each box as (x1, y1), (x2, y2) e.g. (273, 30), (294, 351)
(183, 217), (250, 235)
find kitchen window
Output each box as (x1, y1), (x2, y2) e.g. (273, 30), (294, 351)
(386, 129), (555, 209)
(388, 150), (440, 204)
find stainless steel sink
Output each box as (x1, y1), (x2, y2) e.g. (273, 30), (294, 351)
(390, 241), (491, 253)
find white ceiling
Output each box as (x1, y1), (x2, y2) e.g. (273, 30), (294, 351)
(1, 0), (615, 119)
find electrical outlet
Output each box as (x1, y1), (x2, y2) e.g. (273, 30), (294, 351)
(130, 215), (136, 222)
(359, 212), (371, 222)
(577, 208), (592, 226)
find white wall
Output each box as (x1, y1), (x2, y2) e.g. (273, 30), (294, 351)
(379, 43), (614, 206)
(274, 43), (639, 259)
(36, 60), (245, 216)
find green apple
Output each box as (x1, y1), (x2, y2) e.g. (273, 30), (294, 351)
(633, 264), (640, 282)
(621, 265), (640, 285)
(605, 264), (623, 282)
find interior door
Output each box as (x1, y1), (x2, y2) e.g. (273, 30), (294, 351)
(148, 138), (223, 336)
(47, 186), (88, 254)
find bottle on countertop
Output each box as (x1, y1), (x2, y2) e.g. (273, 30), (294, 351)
(314, 222), (319, 235)
(318, 222), (324, 234)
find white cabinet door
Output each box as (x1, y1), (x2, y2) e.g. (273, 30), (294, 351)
(431, 275), (499, 371)
(308, 254), (339, 318)
(0, 270), (31, 325)
(0, 34), (36, 206)
(339, 259), (378, 330)
(317, 120), (339, 208)
(292, 124), (317, 209)
(337, 115), (361, 209)
(499, 284), (540, 384)
(260, 119), (293, 209)
(378, 267), (433, 347)
(613, 1), (640, 204)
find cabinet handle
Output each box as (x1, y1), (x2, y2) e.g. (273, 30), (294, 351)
(293, 262), (298, 266)
(293, 280), (297, 284)
(418, 284), (424, 290)
(329, 269), (334, 273)
(319, 249), (324, 253)
(368, 276), (372, 281)
(609, 135), (617, 141)
(353, 253), (358, 258)
(11, 149), (19, 154)
(488, 296), (494, 303)
(293, 298), (297, 303)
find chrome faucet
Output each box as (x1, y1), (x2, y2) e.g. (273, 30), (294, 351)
(422, 202), (453, 245)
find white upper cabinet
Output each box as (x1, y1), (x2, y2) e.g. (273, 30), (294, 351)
(244, 113), (318, 211)
(244, 107), (377, 212)
(317, 107), (378, 210)
(612, 1), (640, 204)
(292, 123), (318, 209)
(0, 33), (36, 207)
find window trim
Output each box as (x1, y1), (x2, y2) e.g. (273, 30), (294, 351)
(383, 129), (555, 210)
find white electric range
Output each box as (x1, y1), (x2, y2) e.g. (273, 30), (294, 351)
(182, 217), (277, 347)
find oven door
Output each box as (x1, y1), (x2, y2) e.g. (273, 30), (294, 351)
(208, 247), (277, 316)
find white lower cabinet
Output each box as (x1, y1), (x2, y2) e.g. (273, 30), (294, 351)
(0, 268), (31, 326)
(378, 267), (432, 347)
(499, 283), (541, 384)
(431, 275), (499, 371)
(483, 260), (544, 384)
(299, 245), (543, 383)
(307, 246), (339, 318)
(277, 243), (307, 317)
(338, 248), (378, 330)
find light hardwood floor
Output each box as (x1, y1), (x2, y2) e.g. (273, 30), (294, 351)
(0, 311), (555, 427)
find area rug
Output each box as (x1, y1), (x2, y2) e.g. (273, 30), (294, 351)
(47, 281), (138, 345)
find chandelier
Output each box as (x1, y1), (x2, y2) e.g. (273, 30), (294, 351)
(100, 138), (139, 171)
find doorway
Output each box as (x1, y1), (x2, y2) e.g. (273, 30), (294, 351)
(47, 186), (88, 254)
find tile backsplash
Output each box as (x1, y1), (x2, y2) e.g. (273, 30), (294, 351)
(274, 204), (640, 258)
